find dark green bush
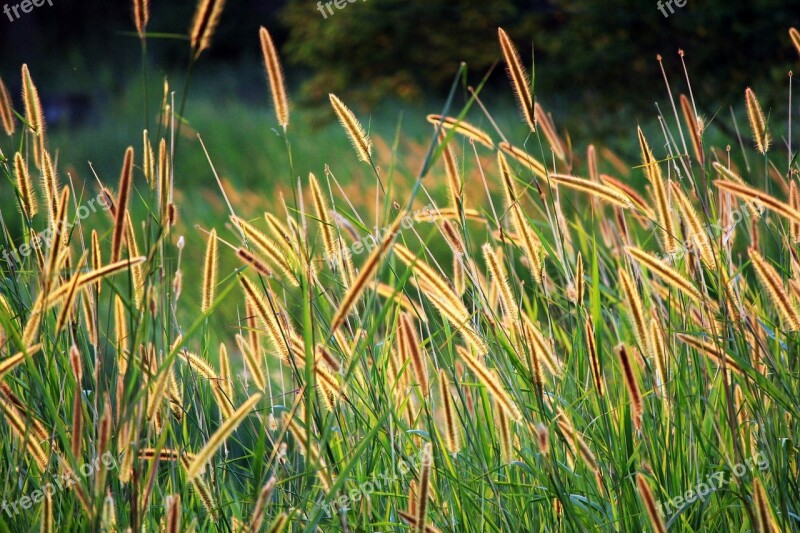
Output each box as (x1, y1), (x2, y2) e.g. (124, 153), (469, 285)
(280, 0), (798, 116)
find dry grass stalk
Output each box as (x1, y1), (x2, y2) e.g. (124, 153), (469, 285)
(791, 27), (800, 56)
(133, 0), (149, 36)
(753, 477), (777, 533)
(549, 174), (633, 208)
(178, 350), (220, 382)
(21, 64), (45, 167)
(638, 128), (678, 253)
(482, 244), (518, 323)
(0, 344), (43, 380)
(376, 283), (427, 321)
(0, 76), (14, 135)
(636, 474), (667, 533)
(438, 130), (463, 212)
(438, 369), (461, 454)
(414, 206), (484, 223)
(329, 93), (372, 163)
(124, 213), (145, 306)
(498, 142), (547, 179)
(414, 443), (433, 533)
(585, 315), (603, 396)
(187, 393), (262, 479)
(43, 186), (70, 290)
(745, 87), (771, 154)
(426, 114), (494, 149)
(534, 103), (566, 161)
(616, 344), (643, 431)
(495, 401), (514, 463)
(790, 181), (800, 243)
(650, 318), (670, 402)
(330, 214), (403, 332)
(55, 260), (84, 335)
(676, 333), (743, 374)
(440, 220), (465, 256)
(749, 247), (800, 330)
(91, 229), (103, 288)
(600, 174), (655, 220)
(234, 335), (265, 393)
(400, 313), (429, 398)
(233, 216), (298, 285)
(519, 314), (561, 375)
(260, 26), (289, 129)
(45, 257), (147, 308)
(309, 172), (350, 287)
(41, 490), (53, 533)
(711, 162), (763, 218)
(0, 399), (50, 472)
(202, 229), (218, 312)
(714, 179), (800, 224)
(458, 347), (521, 420)
(670, 183), (714, 267)
(249, 476), (277, 532)
(111, 147), (134, 263)
(13, 153), (37, 218)
(398, 511), (442, 533)
(41, 151), (59, 229)
(498, 153), (545, 281)
(680, 94), (704, 164)
(190, 0), (227, 58)
(498, 28), (535, 132)
(239, 276), (292, 363)
(625, 246), (703, 303)
(618, 268), (652, 358)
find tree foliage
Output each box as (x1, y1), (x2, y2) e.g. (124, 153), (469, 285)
(280, 0), (798, 114)
(280, 0), (540, 106)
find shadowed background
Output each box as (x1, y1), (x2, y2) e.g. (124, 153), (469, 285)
(1, 0), (796, 134)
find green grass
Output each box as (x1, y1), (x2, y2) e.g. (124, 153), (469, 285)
(0, 20), (799, 533)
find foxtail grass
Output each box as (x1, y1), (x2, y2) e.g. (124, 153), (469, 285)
(329, 93), (372, 163)
(745, 87), (771, 154)
(189, 0), (227, 58)
(186, 393), (261, 479)
(260, 26), (289, 130)
(498, 28), (535, 132)
(0, 76), (15, 136)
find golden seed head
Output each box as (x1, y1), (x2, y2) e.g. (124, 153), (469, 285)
(745, 87), (771, 155)
(201, 229), (219, 313)
(498, 27), (535, 132)
(190, 0), (227, 58)
(329, 93), (373, 163)
(260, 27), (290, 129)
(0, 76), (15, 136)
(133, 0), (150, 35)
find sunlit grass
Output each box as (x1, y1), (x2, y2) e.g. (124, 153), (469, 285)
(0, 11), (798, 533)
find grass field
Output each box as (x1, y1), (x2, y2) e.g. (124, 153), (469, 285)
(0, 5), (799, 532)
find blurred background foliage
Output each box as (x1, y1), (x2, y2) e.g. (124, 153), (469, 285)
(2, 0), (796, 116)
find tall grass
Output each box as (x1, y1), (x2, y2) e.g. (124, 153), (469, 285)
(0, 7), (799, 532)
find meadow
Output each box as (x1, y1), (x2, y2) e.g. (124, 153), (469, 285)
(0, 1), (799, 531)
